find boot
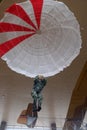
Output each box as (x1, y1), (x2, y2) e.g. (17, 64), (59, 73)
(38, 106), (41, 112)
(33, 101), (38, 112)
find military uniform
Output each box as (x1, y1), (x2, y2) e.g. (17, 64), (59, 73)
(31, 75), (47, 112)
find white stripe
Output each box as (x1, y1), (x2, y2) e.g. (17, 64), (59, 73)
(0, 31), (33, 44)
(1, 12), (35, 30)
(18, 0), (38, 29)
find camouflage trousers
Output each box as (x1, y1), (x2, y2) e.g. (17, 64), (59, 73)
(31, 89), (43, 107)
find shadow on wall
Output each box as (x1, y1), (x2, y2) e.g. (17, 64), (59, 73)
(70, 96), (87, 129)
(0, 0), (3, 2)
(63, 97), (87, 130)
(73, 96), (87, 121)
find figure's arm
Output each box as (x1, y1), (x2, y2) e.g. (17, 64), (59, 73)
(38, 75), (47, 85)
(41, 78), (47, 86)
(34, 75), (47, 88)
(34, 76), (39, 85)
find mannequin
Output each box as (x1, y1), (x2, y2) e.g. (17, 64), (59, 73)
(31, 75), (47, 112)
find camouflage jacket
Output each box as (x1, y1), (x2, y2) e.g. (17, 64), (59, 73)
(33, 76), (47, 93)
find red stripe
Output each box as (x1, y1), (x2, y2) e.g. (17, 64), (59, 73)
(0, 22), (35, 32)
(0, 33), (35, 57)
(30, 0), (43, 29)
(6, 4), (37, 30)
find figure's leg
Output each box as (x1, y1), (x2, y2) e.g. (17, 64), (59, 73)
(37, 93), (43, 112)
(31, 90), (38, 112)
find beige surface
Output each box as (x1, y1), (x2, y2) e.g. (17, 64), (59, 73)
(67, 61), (87, 118)
(0, 0), (87, 128)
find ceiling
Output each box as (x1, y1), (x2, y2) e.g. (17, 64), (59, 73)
(0, 0), (87, 129)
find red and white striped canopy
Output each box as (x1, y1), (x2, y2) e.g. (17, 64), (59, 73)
(0, 0), (81, 78)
